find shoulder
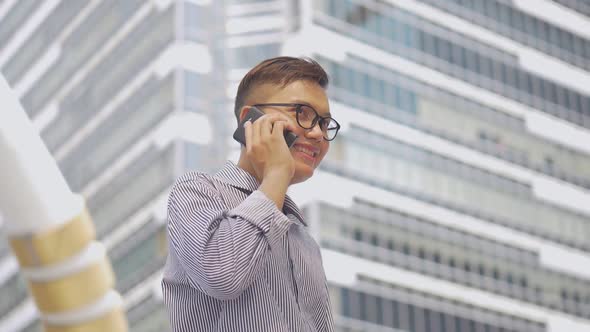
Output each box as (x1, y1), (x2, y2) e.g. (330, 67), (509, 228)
(169, 171), (220, 200)
(174, 170), (212, 186)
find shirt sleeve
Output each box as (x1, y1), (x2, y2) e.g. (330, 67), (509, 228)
(166, 178), (293, 300)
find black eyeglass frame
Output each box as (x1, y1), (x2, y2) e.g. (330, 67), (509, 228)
(251, 103), (340, 141)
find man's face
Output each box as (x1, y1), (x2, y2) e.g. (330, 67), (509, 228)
(245, 80), (331, 184)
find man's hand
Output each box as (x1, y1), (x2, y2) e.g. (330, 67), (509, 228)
(243, 112), (297, 210)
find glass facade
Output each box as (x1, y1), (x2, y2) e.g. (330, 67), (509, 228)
(58, 73), (175, 192)
(227, 43), (282, 69)
(315, 0), (590, 129)
(322, 126), (590, 249)
(88, 146), (176, 238)
(0, 274), (28, 319)
(551, 0), (590, 18)
(331, 283), (546, 332)
(127, 295), (170, 332)
(1, 1), (88, 84)
(314, 200), (590, 318)
(416, 0), (590, 71)
(0, 2), (181, 330)
(111, 222), (168, 293)
(22, 0), (154, 118)
(319, 55), (590, 188)
(0, 0), (41, 50)
(41, 7), (175, 151)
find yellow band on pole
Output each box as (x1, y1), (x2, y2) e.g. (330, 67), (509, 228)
(9, 209), (96, 267)
(28, 257), (115, 314)
(43, 307), (128, 332)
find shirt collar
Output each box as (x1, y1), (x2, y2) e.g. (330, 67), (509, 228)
(214, 160), (307, 226)
(214, 160), (260, 193)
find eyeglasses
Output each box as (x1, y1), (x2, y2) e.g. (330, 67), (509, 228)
(252, 103), (340, 141)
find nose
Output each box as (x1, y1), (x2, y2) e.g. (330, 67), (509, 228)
(304, 121), (324, 141)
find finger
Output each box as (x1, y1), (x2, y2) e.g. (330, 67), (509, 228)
(272, 121), (286, 139)
(254, 114), (273, 145)
(272, 114), (297, 132)
(254, 117), (264, 146)
(266, 112), (291, 124)
(273, 121), (294, 146)
(260, 113), (294, 132)
(244, 120), (252, 149)
(280, 119), (296, 133)
(259, 114), (275, 141)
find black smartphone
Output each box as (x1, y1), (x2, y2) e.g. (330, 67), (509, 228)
(233, 106), (298, 148)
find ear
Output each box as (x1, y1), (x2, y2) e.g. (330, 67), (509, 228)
(238, 106), (251, 123)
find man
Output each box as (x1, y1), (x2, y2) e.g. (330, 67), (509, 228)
(162, 57), (339, 331)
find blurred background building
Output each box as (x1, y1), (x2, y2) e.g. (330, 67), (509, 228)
(1, 0), (589, 331)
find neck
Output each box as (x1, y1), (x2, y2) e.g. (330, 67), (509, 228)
(236, 150), (297, 187)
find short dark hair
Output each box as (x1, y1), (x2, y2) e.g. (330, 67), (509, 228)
(234, 56), (329, 124)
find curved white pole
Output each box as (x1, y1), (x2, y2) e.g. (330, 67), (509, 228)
(0, 74), (128, 332)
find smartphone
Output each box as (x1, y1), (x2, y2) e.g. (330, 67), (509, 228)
(233, 106), (298, 148)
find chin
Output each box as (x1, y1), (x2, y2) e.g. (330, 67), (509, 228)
(291, 165), (315, 184)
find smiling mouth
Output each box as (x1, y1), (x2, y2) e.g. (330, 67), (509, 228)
(292, 145), (318, 158)
(295, 150), (315, 162)
(291, 148), (317, 166)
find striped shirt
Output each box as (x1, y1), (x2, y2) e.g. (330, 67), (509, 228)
(162, 160), (335, 331)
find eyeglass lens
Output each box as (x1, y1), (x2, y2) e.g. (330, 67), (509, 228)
(297, 105), (338, 140)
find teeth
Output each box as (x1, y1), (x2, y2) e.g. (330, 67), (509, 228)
(294, 146), (316, 157)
